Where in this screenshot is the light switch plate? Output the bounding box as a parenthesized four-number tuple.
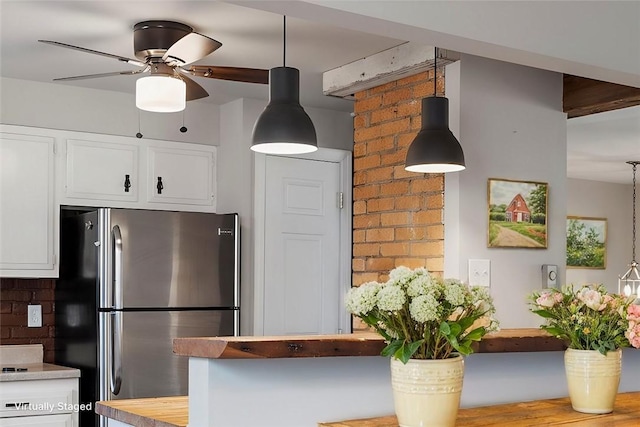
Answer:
(468, 259, 490, 287)
(28, 304, 42, 328)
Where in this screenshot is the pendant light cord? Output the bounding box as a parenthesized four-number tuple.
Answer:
(433, 46, 437, 97)
(631, 161, 638, 262)
(283, 16, 286, 67)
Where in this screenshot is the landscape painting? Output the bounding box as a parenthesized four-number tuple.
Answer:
(488, 178, 548, 248)
(566, 216, 607, 269)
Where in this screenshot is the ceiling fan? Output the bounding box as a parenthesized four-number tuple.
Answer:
(39, 20, 269, 110)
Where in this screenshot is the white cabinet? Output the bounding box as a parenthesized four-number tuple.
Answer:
(65, 139, 138, 202)
(147, 145, 215, 206)
(0, 414, 74, 426)
(0, 129, 57, 277)
(60, 134, 216, 212)
(0, 378, 78, 427)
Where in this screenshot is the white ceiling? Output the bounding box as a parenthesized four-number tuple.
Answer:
(0, 1, 404, 111)
(0, 0, 638, 184)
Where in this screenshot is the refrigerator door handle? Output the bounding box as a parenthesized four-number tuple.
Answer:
(112, 225, 123, 309)
(110, 311, 123, 395)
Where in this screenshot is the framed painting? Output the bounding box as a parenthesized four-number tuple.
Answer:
(487, 178, 548, 248)
(566, 216, 607, 269)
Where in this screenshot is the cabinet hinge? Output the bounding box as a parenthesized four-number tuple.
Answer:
(52, 141, 57, 155)
(338, 192, 344, 209)
(52, 254, 56, 266)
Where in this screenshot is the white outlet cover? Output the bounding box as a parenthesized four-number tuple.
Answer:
(28, 304, 42, 328)
(468, 259, 491, 287)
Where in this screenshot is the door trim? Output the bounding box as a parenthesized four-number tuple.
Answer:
(253, 149, 353, 335)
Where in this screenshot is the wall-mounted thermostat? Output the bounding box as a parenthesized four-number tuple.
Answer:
(541, 264, 558, 288)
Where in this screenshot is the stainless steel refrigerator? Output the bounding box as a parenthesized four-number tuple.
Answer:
(55, 208, 239, 427)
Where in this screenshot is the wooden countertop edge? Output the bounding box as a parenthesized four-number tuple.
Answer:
(95, 396, 188, 427)
(173, 329, 568, 359)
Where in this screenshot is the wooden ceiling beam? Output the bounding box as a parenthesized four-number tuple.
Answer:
(563, 75, 640, 119)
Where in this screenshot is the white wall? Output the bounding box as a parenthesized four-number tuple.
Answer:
(566, 178, 632, 292)
(0, 77, 220, 145)
(445, 54, 567, 328)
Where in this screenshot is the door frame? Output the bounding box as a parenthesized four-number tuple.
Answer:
(253, 148, 353, 335)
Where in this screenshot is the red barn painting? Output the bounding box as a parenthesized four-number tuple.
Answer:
(505, 193, 530, 222)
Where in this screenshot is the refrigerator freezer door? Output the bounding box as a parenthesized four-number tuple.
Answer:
(105, 209, 238, 309)
(103, 310, 235, 400)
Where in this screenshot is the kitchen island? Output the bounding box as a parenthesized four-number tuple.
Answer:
(91, 331, 640, 426)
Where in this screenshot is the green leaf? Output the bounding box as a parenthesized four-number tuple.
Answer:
(400, 340, 425, 363)
(464, 327, 486, 342)
(532, 309, 556, 319)
(448, 322, 462, 337)
(457, 316, 477, 331)
(381, 340, 403, 358)
(439, 322, 451, 335)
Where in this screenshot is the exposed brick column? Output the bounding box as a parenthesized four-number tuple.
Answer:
(352, 69, 446, 289)
(0, 278, 56, 363)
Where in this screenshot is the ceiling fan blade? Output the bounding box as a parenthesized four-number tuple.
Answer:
(52, 68, 149, 81)
(180, 73, 209, 101)
(186, 65, 269, 84)
(163, 33, 222, 66)
(38, 40, 147, 67)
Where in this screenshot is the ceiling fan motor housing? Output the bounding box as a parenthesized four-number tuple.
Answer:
(133, 20, 192, 61)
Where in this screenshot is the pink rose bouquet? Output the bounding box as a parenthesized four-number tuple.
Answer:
(627, 304, 640, 349)
(529, 284, 638, 355)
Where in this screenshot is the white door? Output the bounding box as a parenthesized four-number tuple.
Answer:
(262, 155, 342, 335)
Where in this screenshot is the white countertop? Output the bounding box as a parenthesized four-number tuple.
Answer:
(0, 362, 81, 382)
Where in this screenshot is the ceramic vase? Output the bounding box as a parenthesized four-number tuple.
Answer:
(390, 355, 464, 427)
(564, 348, 621, 414)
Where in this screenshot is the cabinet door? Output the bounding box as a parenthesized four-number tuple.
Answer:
(0, 414, 73, 426)
(146, 145, 215, 207)
(65, 139, 138, 202)
(0, 132, 55, 274)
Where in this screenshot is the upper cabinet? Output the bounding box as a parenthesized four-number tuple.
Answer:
(59, 133, 217, 212)
(0, 128, 57, 277)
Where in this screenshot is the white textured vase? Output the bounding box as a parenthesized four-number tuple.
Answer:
(390, 355, 464, 427)
(564, 348, 621, 414)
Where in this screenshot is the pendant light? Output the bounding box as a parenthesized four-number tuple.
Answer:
(251, 16, 317, 154)
(618, 161, 640, 298)
(405, 47, 465, 173)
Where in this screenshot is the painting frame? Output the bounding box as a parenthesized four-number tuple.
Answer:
(566, 216, 607, 269)
(487, 178, 548, 249)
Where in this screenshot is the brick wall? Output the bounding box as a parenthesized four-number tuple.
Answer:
(352, 68, 446, 287)
(0, 278, 55, 363)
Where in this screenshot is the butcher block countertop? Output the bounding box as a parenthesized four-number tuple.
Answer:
(172, 329, 565, 359)
(319, 392, 640, 426)
(95, 396, 188, 427)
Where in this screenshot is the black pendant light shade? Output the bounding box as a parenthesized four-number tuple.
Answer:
(405, 97, 465, 173)
(405, 47, 465, 173)
(251, 66, 317, 154)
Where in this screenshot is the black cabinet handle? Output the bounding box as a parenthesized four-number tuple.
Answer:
(124, 174, 131, 192)
(157, 177, 164, 194)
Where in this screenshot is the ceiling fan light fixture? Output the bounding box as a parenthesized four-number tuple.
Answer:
(135, 75, 186, 113)
(251, 66, 317, 154)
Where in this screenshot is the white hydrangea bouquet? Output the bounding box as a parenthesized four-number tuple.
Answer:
(346, 266, 499, 363)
